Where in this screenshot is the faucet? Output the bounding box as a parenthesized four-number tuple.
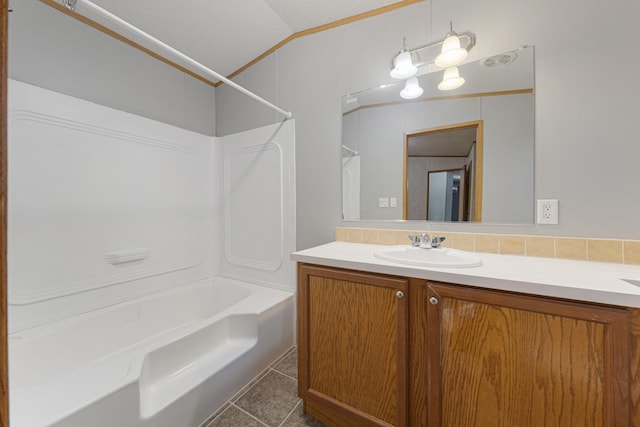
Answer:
(431, 236, 446, 249)
(408, 234, 446, 249)
(408, 233, 431, 248)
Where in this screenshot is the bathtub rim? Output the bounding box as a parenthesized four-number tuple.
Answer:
(8, 276, 295, 427)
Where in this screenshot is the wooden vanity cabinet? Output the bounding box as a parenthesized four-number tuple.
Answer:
(426, 282, 632, 427)
(298, 264, 640, 426)
(297, 264, 409, 427)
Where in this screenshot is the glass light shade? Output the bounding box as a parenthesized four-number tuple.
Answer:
(438, 67, 465, 91)
(390, 51, 417, 79)
(400, 77, 424, 99)
(434, 34, 468, 68)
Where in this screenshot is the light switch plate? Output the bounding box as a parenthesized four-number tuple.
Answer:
(378, 197, 389, 208)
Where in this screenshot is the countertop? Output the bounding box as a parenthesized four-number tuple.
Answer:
(291, 241, 640, 308)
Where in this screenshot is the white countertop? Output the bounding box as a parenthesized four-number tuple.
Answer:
(291, 242, 640, 308)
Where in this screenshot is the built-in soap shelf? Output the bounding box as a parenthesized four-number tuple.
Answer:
(105, 248, 150, 265)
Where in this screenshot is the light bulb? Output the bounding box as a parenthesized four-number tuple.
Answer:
(400, 77, 424, 99)
(435, 34, 468, 68)
(390, 51, 417, 79)
(438, 67, 465, 91)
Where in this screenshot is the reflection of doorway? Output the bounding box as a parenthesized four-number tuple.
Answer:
(403, 121, 483, 221)
(427, 168, 465, 221)
(342, 156, 360, 220)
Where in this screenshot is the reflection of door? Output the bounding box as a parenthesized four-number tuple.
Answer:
(464, 161, 472, 221)
(426, 168, 466, 221)
(403, 121, 483, 222)
(342, 156, 360, 220)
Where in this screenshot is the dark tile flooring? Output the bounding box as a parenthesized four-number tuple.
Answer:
(204, 348, 325, 427)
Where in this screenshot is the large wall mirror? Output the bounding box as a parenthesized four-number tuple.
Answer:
(342, 46, 534, 224)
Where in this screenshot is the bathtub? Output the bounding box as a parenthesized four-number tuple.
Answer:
(8, 277, 295, 427)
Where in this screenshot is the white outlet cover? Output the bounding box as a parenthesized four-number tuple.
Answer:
(537, 199, 559, 224)
(379, 197, 389, 208)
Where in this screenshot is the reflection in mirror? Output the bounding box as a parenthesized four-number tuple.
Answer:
(427, 168, 464, 221)
(342, 154, 361, 220)
(405, 121, 481, 221)
(341, 47, 534, 224)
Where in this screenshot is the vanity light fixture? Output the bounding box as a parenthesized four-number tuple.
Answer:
(390, 24, 474, 97)
(63, 0, 79, 10)
(400, 77, 424, 99)
(390, 37, 418, 79)
(437, 66, 465, 91)
(389, 27, 474, 77)
(434, 22, 469, 68)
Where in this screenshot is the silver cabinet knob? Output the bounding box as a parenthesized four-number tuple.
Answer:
(429, 297, 439, 305)
(396, 291, 405, 299)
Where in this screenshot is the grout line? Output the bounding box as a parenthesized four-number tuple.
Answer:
(231, 403, 271, 427)
(201, 403, 228, 427)
(271, 368, 298, 383)
(270, 346, 296, 368)
(203, 406, 223, 426)
(197, 346, 295, 426)
(231, 368, 272, 403)
(278, 399, 303, 427)
(231, 346, 295, 404)
(234, 371, 267, 401)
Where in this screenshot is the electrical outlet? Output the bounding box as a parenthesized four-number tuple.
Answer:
(537, 199, 559, 224)
(378, 197, 389, 208)
(390, 197, 397, 208)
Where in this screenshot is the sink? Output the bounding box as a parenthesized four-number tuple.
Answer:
(622, 278, 640, 288)
(373, 246, 483, 268)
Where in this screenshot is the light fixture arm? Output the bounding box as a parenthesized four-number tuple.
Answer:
(63, 0, 78, 10)
(391, 31, 476, 71)
(446, 21, 456, 38)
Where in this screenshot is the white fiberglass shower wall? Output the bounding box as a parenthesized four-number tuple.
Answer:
(217, 121, 296, 291)
(7, 80, 296, 427)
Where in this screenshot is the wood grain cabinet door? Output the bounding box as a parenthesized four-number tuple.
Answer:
(426, 282, 631, 427)
(298, 264, 409, 427)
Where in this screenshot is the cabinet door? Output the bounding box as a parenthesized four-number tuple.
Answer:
(426, 283, 631, 427)
(298, 264, 409, 427)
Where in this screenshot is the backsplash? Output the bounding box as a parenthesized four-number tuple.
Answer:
(335, 227, 640, 265)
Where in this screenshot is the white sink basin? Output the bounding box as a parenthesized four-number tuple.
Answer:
(622, 278, 640, 288)
(374, 246, 483, 268)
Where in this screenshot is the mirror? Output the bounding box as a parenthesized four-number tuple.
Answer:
(341, 46, 534, 224)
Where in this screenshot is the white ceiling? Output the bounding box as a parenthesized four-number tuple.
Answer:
(86, 0, 402, 79)
(408, 127, 477, 157)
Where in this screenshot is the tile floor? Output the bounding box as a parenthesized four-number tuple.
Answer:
(203, 348, 326, 427)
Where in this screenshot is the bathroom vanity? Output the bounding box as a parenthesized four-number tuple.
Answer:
(292, 242, 640, 427)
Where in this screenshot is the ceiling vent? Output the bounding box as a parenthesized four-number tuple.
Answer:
(481, 52, 517, 68)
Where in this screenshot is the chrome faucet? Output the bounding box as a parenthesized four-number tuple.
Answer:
(408, 234, 446, 249)
(431, 236, 446, 249)
(408, 233, 431, 248)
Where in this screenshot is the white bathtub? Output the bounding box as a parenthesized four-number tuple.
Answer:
(8, 277, 295, 427)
